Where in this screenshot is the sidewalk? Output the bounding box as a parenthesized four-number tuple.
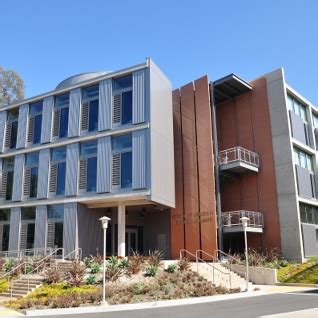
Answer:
(0, 305, 23, 317)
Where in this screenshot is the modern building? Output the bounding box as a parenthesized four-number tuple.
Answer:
(0, 59, 175, 258)
(0, 59, 317, 261)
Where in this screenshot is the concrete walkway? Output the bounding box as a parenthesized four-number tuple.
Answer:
(0, 305, 23, 316)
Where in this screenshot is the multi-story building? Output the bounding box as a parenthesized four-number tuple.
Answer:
(0, 59, 317, 262)
(0, 59, 175, 258)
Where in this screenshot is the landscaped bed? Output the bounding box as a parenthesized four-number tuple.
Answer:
(3, 251, 240, 310)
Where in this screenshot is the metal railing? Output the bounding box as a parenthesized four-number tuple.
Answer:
(214, 249, 239, 263)
(0, 247, 53, 260)
(222, 211, 264, 228)
(63, 248, 82, 261)
(218, 146, 260, 167)
(179, 249, 232, 288)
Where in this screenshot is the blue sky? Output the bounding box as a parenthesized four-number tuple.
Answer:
(2, 0, 318, 104)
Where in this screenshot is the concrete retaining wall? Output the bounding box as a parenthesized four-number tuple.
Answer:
(224, 263, 277, 285)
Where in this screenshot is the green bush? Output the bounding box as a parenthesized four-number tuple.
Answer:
(119, 258, 129, 268)
(90, 263, 101, 274)
(106, 257, 124, 282)
(4, 258, 16, 272)
(148, 250, 163, 267)
(177, 258, 190, 271)
(145, 265, 158, 277)
(86, 275, 97, 285)
(166, 263, 177, 273)
(83, 256, 93, 268)
(0, 278, 8, 293)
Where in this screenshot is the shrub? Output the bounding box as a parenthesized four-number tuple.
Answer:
(148, 250, 163, 267)
(83, 256, 93, 268)
(86, 275, 97, 285)
(0, 278, 8, 293)
(145, 265, 158, 277)
(90, 262, 101, 274)
(166, 263, 177, 273)
(0, 257, 5, 271)
(119, 258, 129, 268)
(131, 282, 145, 295)
(23, 263, 33, 274)
(177, 257, 190, 271)
(67, 261, 86, 286)
(45, 265, 64, 284)
(4, 258, 16, 272)
(106, 256, 124, 282)
(128, 251, 144, 275)
(93, 253, 104, 265)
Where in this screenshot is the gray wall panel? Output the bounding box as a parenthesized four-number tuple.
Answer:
(41, 96, 54, 144)
(99, 79, 112, 131)
(97, 136, 111, 193)
(301, 223, 318, 257)
(63, 202, 78, 256)
(37, 149, 50, 199)
(9, 207, 20, 251)
(289, 110, 307, 145)
(12, 154, 24, 201)
(65, 143, 79, 196)
(68, 88, 81, 138)
(16, 104, 28, 149)
(0, 111, 6, 153)
(132, 129, 147, 189)
(34, 205, 47, 249)
(133, 69, 146, 124)
(296, 165, 315, 199)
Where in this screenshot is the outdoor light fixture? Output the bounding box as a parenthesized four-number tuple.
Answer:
(240, 216, 250, 292)
(99, 216, 111, 305)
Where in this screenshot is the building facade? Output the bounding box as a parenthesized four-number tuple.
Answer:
(0, 59, 317, 261)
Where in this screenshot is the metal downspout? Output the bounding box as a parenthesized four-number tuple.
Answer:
(209, 83, 223, 255)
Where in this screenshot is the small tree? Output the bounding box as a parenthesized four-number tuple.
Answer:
(0, 66, 24, 107)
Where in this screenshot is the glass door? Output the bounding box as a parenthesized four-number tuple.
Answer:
(125, 228, 138, 256)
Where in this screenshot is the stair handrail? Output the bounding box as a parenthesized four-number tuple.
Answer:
(25, 248, 64, 292)
(0, 250, 21, 259)
(179, 249, 198, 272)
(214, 249, 239, 264)
(63, 248, 82, 261)
(195, 250, 232, 288)
(20, 247, 53, 259)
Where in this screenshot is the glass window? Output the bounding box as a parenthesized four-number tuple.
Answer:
(29, 101, 43, 115)
(0, 209, 10, 221)
(5, 171, 13, 201)
(8, 109, 18, 120)
(313, 115, 318, 129)
(48, 205, 64, 219)
(287, 95, 293, 111)
(80, 140, 97, 157)
(3, 157, 15, 170)
(88, 99, 99, 132)
(121, 152, 132, 188)
(86, 157, 97, 192)
(288, 94, 307, 121)
(29, 167, 38, 198)
(21, 207, 36, 220)
(2, 224, 10, 251)
(82, 85, 99, 100)
(10, 120, 18, 149)
(122, 91, 132, 125)
(59, 107, 69, 138)
(52, 147, 67, 162)
(112, 134, 132, 151)
(55, 93, 70, 108)
(26, 152, 39, 166)
(113, 75, 132, 91)
(26, 223, 35, 249)
(33, 114, 42, 144)
(54, 222, 64, 248)
(56, 162, 66, 195)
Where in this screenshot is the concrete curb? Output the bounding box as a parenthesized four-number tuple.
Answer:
(276, 283, 318, 288)
(24, 291, 267, 316)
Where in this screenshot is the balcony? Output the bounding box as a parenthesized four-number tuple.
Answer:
(221, 210, 264, 233)
(218, 146, 259, 174)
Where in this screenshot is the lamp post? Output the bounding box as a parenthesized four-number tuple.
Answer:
(240, 216, 250, 292)
(99, 216, 111, 305)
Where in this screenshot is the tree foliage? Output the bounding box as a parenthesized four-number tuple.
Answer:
(0, 66, 25, 107)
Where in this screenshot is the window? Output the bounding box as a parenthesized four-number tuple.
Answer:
(287, 94, 307, 122)
(24, 152, 39, 198)
(0, 157, 15, 201)
(79, 141, 97, 192)
(313, 114, 318, 129)
(81, 85, 99, 133)
(5, 109, 19, 149)
(47, 205, 64, 249)
(112, 75, 133, 126)
(50, 147, 67, 196)
(53, 93, 69, 139)
(293, 147, 313, 171)
(0, 209, 10, 251)
(20, 207, 35, 250)
(111, 134, 132, 189)
(299, 203, 318, 225)
(28, 101, 43, 144)
(0, 209, 10, 222)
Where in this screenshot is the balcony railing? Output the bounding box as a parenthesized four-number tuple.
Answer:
(221, 210, 264, 229)
(218, 146, 260, 168)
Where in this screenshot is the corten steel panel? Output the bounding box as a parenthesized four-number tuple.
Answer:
(194, 77, 217, 258)
(171, 89, 185, 259)
(217, 77, 281, 252)
(180, 83, 200, 257)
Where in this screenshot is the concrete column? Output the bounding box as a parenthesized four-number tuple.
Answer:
(117, 203, 126, 257)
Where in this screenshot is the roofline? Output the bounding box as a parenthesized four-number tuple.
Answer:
(213, 73, 252, 90)
(1, 59, 149, 111)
